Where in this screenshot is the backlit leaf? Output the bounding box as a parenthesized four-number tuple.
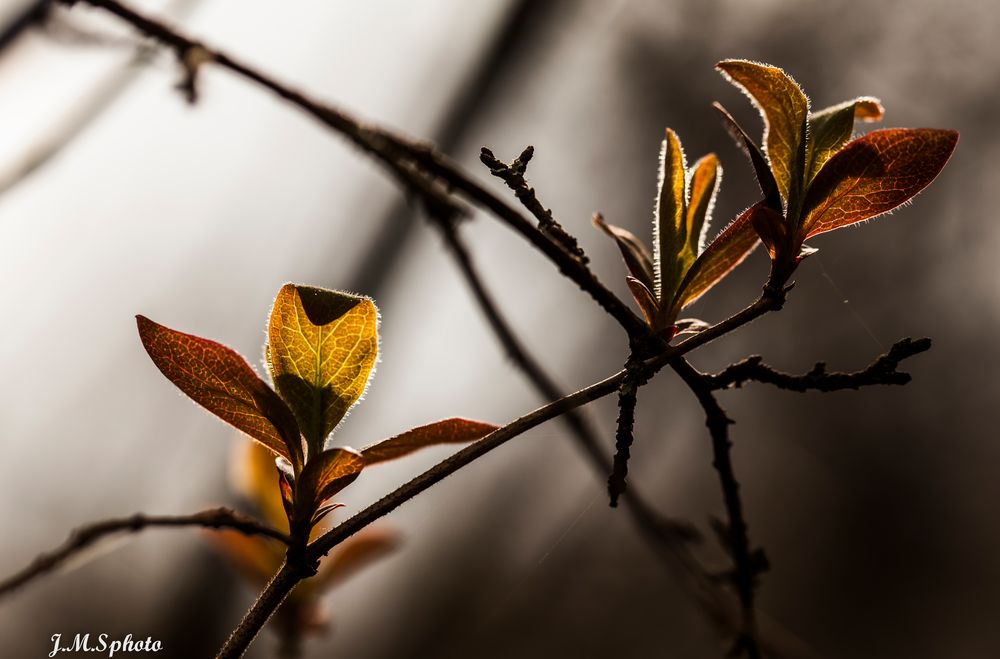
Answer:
(712, 102, 781, 212)
(294, 447, 365, 525)
(806, 96, 884, 182)
(315, 528, 401, 591)
(653, 128, 687, 304)
(685, 154, 722, 261)
(670, 202, 764, 314)
(267, 284, 378, 454)
(593, 213, 655, 291)
(361, 418, 498, 466)
(716, 60, 809, 202)
(210, 530, 284, 586)
(625, 276, 659, 328)
(801, 128, 959, 238)
(136, 315, 302, 468)
(235, 442, 293, 531)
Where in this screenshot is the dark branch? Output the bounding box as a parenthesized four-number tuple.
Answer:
(706, 337, 932, 392)
(0, 0, 51, 55)
(0, 507, 289, 598)
(672, 358, 763, 659)
(479, 146, 589, 265)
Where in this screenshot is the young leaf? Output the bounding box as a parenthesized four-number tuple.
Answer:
(294, 447, 365, 524)
(361, 418, 499, 466)
(801, 128, 959, 238)
(670, 202, 764, 314)
(716, 60, 809, 202)
(685, 154, 722, 263)
(593, 213, 655, 291)
(653, 128, 688, 304)
(314, 527, 401, 591)
(268, 284, 378, 454)
(625, 276, 659, 327)
(136, 315, 302, 468)
(806, 97, 884, 182)
(712, 102, 781, 212)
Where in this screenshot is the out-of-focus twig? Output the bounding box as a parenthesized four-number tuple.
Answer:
(0, 507, 290, 598)
(58, 0, 646, 337)
(673, 358, 765, 659)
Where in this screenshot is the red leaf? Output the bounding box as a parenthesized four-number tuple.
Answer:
(626, 276, 659, 328)
(136, 315, 302, 468)
(801, 128, 959, 238)
(361, 418, 499, 466)
(670, 203, 764, 314)
(294, 447, 365, 525)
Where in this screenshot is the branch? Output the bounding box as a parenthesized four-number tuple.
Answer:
(60, 0, 646, 337)
(215, 283, 795, 657)
(705, 337, 932, 392)
(672, 358, 764, 659)
(479, 146, 589, 265)
(0, 507, 289, 598)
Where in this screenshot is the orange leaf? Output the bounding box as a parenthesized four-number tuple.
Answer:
(314, 527, 401, 592)
(136, 315, 302, 468)
(294, 447, 365, 526)
(801, 128, 959, 238)
(670, 202, 763, 314)
(592, 213, 655, 292)
(716, 60, 809, 203)
(361, 418, 498, 466)
(210, 530, 284, 586)
(685, 154, 722, 261)
(654, 128, 688, 305)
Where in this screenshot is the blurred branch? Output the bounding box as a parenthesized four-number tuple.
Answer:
(0, 507, 290, 598)
(706, 337, 932, 392)
(0, 0, 204, 196)
(673, 358, 765, 659)
(58, 0, 646, 337)
(0, 0, 51, 56)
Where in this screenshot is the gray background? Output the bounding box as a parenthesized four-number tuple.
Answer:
(0, 1, 996, 657)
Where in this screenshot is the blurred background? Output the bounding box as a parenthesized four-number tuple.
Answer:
(1, 0, 997, 657)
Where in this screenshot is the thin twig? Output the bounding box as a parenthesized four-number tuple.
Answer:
(706, 337, 932, 392)
(479, 145, 589, 265)
(0, 507, 290, 598)
(673, 358, 763, 659)
(59, 0, 645, 336)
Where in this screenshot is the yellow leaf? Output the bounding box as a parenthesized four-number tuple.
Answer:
(653, 128, 687, 306)
(267, 284, 378, 454)
(716, 59, 809, 203)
